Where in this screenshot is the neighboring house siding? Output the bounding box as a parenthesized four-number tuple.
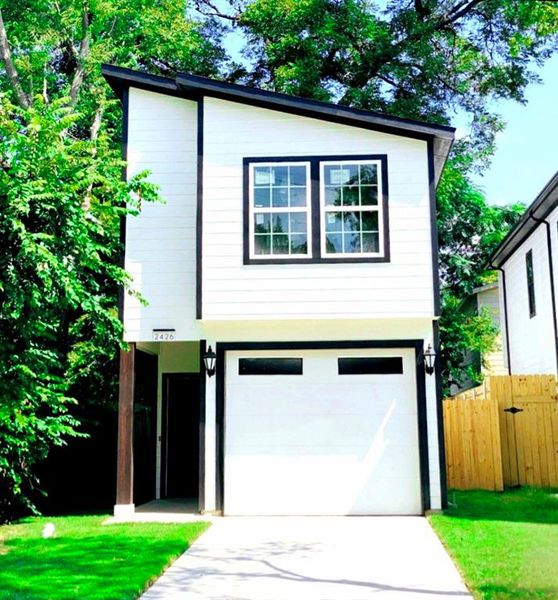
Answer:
(477, 288, 507, 375)
(548, 204, 558, 311)
(124, 89, 199, 342)
(202, 97, 434, 321)
(502, 224, 556, 374)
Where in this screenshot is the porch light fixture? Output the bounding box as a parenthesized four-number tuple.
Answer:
(423, 344, 436, 376)
(203, 346, 217, 378)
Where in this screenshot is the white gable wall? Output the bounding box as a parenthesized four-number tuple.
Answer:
(501, 222, 557, 374)
(202, 98, 434, 321)
(123, 88, 199, 342)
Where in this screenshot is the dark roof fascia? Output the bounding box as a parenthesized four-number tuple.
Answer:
(490, 171, 558, 268)
(101, 64, 455, 182)
(175, 72, 455, 141)
(101, 64, 188, 100)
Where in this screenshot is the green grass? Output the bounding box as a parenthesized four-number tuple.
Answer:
(429, 488, 558, 600)
(0, 514, 210, 600)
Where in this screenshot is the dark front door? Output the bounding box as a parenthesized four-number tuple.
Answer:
(133, 349, 158, 506)
(161, 374, 200, 499)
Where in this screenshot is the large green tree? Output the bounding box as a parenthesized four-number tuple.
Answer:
(0, 0, 222, 521)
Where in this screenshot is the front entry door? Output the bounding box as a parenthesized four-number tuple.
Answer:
(161, 374, 200, 499)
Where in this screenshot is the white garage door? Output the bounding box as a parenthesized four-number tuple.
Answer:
(224, 348, 423, 515)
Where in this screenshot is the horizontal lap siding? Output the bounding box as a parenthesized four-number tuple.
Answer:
(503, 224, 556, 374)
(124, 89, 198, 341)
(202, 98, 434, 320)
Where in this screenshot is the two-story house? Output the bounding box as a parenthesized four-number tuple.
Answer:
(490, 171, 558, 376)
(102, 64, 455, 518)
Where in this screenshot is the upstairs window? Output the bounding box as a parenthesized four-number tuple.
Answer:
(526, 249, 536, 318)
(249, 163, 311, 259)
(244, 155, 389, 264)
(320, 161, 383, 257)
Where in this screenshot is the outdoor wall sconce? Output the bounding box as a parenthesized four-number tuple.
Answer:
(423, 344, 436, 375)
(203, 346, 217, 378)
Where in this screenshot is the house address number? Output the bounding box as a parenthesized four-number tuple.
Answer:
(152, 329, 175, 341)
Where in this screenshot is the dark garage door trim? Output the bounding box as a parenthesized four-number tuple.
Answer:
(215, 340, 431, 515)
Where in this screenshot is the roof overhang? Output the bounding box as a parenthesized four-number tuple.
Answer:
(102, 64, 455, 184)
(490, 171, 558, 268)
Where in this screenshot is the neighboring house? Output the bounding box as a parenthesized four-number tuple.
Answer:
(450, 283, 507, 394)
(102, 65, 455, 517)
(491, 172, 558, 376)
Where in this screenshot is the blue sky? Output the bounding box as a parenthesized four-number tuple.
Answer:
(469, 54, 558, 207)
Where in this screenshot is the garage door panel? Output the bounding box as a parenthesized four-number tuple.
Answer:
(226, 413, 419, 449)
(226, 456, 421, 516)
(224, 348, 422, 515)
(226, 385, 418, 417)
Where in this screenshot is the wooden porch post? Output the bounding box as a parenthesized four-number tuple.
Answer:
(115, 342, 135, 514)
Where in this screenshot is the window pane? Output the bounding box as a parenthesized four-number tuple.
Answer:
(272, 234, 289, 254)
(361, 186, 378, 206)
(325, 212, 343, 233)
(325, 233, 342, 253)
(343, 231, 361, 253)
(254, 235, 270, 255)
(272, 166, 289, 186)
(254, 187, 271, 208)
(361, 211, 378, 232)
(289, 212, 307, 233)
(362, 232, 379, 253)
(343, 187, 359, 206)
(324, 186, 342, 206)
(360, 164, 377, 184)
(290, 187, 307, 207)
(289, 166, 307, 186)
(324, 165, 356, 186)
(239, 358, 303, 375)
(270, 214, 288, 234)
(272, 187, 289, 207)
(254, 166, 272, 186)
(338, 357, 402, 375)
(254, 213, 271, 234)
(290, 234, 308, 254)
(342, 212, 360, 233)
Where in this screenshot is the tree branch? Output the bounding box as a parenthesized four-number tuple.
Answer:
(69, 5, 90, 106)
(82, 104, 104, 211)
(0, 9, 31, 109)
(193, 0, 239, 22)
(442, 0, 484, 26)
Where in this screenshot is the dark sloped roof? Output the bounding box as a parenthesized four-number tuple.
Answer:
(490, 171, 558, 268)
(102, 63, 455, 183)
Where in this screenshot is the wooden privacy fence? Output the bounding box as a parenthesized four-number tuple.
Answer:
(443, 375, 558, 490)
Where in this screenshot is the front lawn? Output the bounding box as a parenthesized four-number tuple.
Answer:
(0, 515, 209, 600)
(429, 488, 558, 600)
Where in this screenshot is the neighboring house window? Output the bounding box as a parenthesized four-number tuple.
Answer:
(244, 155, 389, 264)
(320, 161, 382, 257)
(249, 162, 311, 258)
(526, 249, 536, 318)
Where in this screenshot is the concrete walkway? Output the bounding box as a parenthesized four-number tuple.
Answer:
(141, 517, 471, 599)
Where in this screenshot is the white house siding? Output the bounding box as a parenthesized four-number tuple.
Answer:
(501, 223, 557, 374)
(123, 88, 200, 342)
(202, 98, 434, 321)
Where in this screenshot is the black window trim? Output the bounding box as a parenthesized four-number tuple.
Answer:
(243, 154, 390, 265)
(526, 248, 536, 318)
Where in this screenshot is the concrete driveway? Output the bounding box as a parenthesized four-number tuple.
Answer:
(141, 517, 471, 600)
